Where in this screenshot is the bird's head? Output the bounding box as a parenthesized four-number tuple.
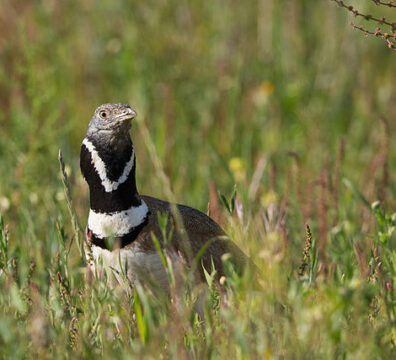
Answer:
(87, 103, 137, 140)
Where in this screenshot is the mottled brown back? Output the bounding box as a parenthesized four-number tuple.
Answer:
(125, 195, 248, 279)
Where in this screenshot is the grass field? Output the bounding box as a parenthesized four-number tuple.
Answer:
(1, 0, 396, 358)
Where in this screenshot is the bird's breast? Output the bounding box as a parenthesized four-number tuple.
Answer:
(89, 244, 175, 291)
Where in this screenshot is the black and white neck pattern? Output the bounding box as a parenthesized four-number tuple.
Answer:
(82, 138, 135, 193)
(80, 136, 149, 247)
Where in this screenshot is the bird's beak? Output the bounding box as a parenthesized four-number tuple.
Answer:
(117, 107, 137, 122)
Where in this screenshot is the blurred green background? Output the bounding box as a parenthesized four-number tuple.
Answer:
(0, 0, 394, 230)
(0, 0, 395, 266)
(1, 0, 396, 358)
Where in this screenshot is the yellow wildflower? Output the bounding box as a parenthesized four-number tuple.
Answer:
(260, 81, 274, 96)
(260, 191, 278, 207)
(228, 157, 246, 182)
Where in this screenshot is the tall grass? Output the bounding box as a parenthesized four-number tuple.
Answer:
(0, 0, 395, 358)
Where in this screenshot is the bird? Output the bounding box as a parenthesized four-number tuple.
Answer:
(80, 103, 247, 291)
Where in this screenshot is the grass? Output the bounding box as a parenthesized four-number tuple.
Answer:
(1, 0, 396, 358)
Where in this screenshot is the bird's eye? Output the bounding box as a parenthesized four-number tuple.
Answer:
(100, 111, 108, 119)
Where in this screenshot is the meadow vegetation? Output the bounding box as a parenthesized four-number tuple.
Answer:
(0, 0, 396, 358)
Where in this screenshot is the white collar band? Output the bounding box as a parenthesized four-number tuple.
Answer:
(88, 201, 149, 238)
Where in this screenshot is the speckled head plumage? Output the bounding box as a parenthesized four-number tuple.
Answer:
(80, 102, 143, 230)
(86, 103, 137, 140)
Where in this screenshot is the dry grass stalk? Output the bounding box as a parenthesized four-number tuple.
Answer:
(162, 83, 175, 177)
(280, 222, 289, 255)
(27, 259, 36, 285)
(269, 162, 276, 193)
(362, 118, 389, 232)
(370, 247, 382, 283)
(299, 224, 313, 277)
(286, 151, 309, 222)
(328, 262, 337, 280)
(283, 167, 292, 209)
(208, 180, 223, 225)
(57, 271, 74, 316)
(58, 149, 84, 260)
(332, 138, 344, 224)
(353, 242, 370, 278)
(68, 317, 79, 350)
(279, 167, 291, 255)
(318, 169, 329, 261)
(84, 228, 94, 266)
(11, 257, 18, 284)
(303, 180, 315, 224)
(248, 154, 267, 200)
(378, 118, 389, 205)
(136, 118, 194, 263)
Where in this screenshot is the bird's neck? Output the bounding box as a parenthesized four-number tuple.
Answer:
(80, 134, 149, 245)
